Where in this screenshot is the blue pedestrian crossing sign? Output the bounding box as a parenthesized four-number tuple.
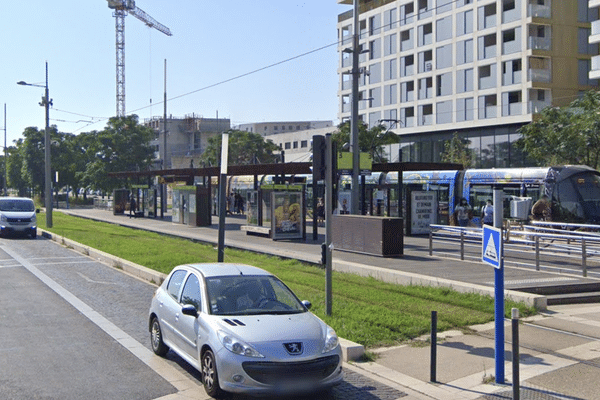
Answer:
(482, 225, 502, 269)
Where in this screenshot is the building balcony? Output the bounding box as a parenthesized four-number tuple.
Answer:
(528, 0, 551, 18)
(528, 68, 552, 83)
(528, 36, 551, 51)
(590, 55, 600, 80)
(528, 100, 552, 114)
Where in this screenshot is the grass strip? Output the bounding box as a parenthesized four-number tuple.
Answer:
(39, 211, 536, 348)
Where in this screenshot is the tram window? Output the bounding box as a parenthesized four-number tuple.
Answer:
(470, 185, 521, 218)
(556, 179, 584, 220)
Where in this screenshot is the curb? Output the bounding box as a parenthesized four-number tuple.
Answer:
(39, 228, 366, 361)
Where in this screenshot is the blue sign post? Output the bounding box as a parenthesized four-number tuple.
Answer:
(482, 225, 504, 384)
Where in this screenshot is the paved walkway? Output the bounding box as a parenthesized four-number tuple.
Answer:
(53, 208, 600, 400)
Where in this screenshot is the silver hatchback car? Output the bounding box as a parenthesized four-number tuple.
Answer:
(148, 263, 343, 398)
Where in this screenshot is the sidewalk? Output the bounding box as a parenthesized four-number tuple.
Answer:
(53, 208, 600, 400)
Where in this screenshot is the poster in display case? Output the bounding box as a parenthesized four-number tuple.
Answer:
(271, 192, 303, 240)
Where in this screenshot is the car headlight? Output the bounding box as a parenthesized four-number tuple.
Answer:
(217, 330, 264, 358)
(0, 214, 6, 223)
(31, 214, 36, 223)
(322, 326, 339, 353)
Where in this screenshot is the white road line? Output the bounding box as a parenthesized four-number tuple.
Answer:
(2, 245, 209, 400)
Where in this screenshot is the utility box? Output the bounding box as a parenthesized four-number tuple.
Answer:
(510, 197, 532, 220)
(332, 215, 403, 257)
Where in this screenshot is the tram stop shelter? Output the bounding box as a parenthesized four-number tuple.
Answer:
(108, 161, 462, 254)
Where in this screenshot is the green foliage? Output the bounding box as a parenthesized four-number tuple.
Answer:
(41, 212, 536, 348)
(517, 90, 600, 169)
(441, 133, 473, 168)
(200, 130, 281, 166)
(7, 115, 155, 197)
(333, 121, 398, 163)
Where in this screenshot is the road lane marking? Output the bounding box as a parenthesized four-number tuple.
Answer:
(2, 245, 207, 399)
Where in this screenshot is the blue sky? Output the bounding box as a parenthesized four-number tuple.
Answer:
(1, 1, 347, 146)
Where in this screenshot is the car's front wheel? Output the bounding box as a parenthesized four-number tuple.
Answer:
(202, 349, 224, 398)
(150, 317, 169, 356)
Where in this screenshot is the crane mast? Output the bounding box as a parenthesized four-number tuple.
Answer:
(107, 0, 172, 117)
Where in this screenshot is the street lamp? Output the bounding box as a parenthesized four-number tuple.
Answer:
(18, 61, 53, 228)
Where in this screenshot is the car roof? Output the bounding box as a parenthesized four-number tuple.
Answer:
(177, 263, 273, 278)
(0, 197, 34, 202)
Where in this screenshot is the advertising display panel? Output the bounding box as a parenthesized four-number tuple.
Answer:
(271, 192, 304, 240)
(411, 191, 438, 235)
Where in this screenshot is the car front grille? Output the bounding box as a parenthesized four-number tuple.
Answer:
(242, 355, 340, 385)
(7, 217, 32, 225)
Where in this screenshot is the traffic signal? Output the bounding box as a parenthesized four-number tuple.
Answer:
(312, 135, 326, 180)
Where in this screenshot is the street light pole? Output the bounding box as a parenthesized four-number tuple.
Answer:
(44, 62, 52, 228)
(350, 0, 360, 215)
(17, 61, 52, 227)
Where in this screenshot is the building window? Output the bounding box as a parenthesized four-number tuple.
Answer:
(436, 44, 452, 69)
(418, 23, 433, 47)
(419, 104, 433, 126)
(384, 7, 397, 31)
(401, 54, 414, 77)
(457, 68, 474, 93)
(285, 142, 291, 150)
(419, 77, 433, 99)
(400, 29, 414, 51)
(384, 84, 398, 105)
(456, 39, 473, 64)
(301, 140, 308, 148)
(384, 58, 397, 80)
(384, 33, 397, 56)
(436, 72, 453, 96)
(293, 141, 298, 149)
(401, 3, 415, 26)
(436, 16, 452, 42)
(456, 10, 473, 37)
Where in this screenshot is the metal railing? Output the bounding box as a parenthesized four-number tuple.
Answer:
(429, 223, 600, 278)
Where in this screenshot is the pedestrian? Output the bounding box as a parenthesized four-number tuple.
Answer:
(481, 199, 493, 226)
(129, 196, 136, 218)
(454, 198, 472, 227)
(531, 194, 551, 221)
(316, 198, 325, 226)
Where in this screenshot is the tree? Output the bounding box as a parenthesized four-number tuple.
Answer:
(332, 121, 398, 163)
(19, 127, 48, 196)
(517, 90, 600, 170)
(200, 130, 281, 166)
(78, 115, 155, 193)
(441, 133, 474, 168)
(6, 145, 27, 196)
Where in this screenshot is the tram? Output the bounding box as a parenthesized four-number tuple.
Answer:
(224, 165, 600, 227)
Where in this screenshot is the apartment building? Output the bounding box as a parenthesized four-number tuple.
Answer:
(237, 120, 334, 136)
(145, 114, 230, 170)
(337, 0, 599, 167)
(590, 0, 600, 78)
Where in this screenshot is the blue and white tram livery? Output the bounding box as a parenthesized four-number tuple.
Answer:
(225, 165, 600, 227)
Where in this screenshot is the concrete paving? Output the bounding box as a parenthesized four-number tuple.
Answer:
(49, 208, 600, 400)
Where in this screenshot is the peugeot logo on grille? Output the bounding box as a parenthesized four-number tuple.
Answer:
(284, 342, 303, 355)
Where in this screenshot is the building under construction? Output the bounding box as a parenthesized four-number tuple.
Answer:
(145, 114, 230, 170)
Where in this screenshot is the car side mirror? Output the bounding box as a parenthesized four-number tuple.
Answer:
(36, 209, 41, 214)
(301, 300, 312, 310)
(181, 304, 199, 317)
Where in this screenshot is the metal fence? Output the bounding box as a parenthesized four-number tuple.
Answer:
(429, 223, 600, 278)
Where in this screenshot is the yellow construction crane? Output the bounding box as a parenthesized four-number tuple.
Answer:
(107, 0, 172, 117)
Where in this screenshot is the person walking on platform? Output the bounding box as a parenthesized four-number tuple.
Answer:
(481, 199, 494, 226)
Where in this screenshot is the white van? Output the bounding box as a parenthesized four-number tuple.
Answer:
(0, 197, 38, 239)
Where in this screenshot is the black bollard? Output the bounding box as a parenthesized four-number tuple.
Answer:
(431, 310, 437, 382)
(512, 308, 520, 400)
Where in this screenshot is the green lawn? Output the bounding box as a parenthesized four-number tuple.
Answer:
(39, 211, 536, 348)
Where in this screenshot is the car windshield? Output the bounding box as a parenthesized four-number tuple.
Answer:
(205, 275, 307, 316)
(0, 199, 35, 212)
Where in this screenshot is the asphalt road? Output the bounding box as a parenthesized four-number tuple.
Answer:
(0, 235, 412, 400)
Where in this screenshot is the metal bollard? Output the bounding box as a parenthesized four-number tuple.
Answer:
(582, 238, 587, 277)
(430, 310, 437, 382)
(535, 235, 540, 271)
(460, 230, 465, 260)
(429, 231, 433, 256)
(512, 308, 520, 400)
